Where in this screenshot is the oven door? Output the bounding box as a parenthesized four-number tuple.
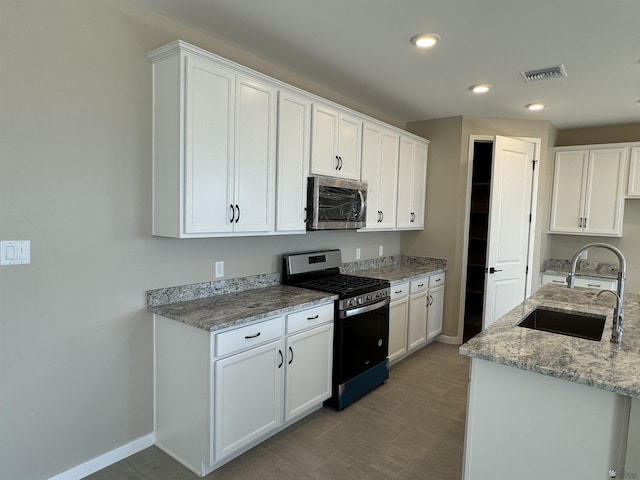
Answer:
(334, 299, 390, 383)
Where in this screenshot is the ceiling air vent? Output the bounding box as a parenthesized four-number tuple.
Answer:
(520, 64, 567, 82)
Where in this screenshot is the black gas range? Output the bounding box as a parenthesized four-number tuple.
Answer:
(282, 249, 390, 410)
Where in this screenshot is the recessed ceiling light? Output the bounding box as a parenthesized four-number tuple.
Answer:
(526, 103, 546, 111)
(411, 34, 440, 48)
(470, 84, 492, 94)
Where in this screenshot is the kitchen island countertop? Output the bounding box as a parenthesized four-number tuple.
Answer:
(459, 284, 640, 399)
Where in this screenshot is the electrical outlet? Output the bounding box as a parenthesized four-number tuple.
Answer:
(578, 251, 588, 261)
(215, 261, 224, 278)
(355, 248, 361, 260)
(379, 245, 384, 256)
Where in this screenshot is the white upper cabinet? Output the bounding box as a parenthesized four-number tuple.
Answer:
(276, 91, 311, 233)
(149, 41, 276, 238)
(549, 146, 627, 236)
(397, 136, 428, 229)
(628, 146, 640, 197)
(149, 40, 431, 237)
(361, 123, 399, 230)
(311, 103, 362, 180)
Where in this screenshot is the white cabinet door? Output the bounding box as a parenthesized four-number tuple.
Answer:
(583, 148, 626, 235)
(628, 147, 640, 197)
(361, 123, 399, 230)
(233, 76, 276, 233)
(336, 113, 362, 180)
(184, 55, 235, 234)
(311, 103, 361, 180)
(276, 91, 311, 232)
(426, 285, 444, 341)
(214, 339, 284, 461)
(151, 44, 277, 238)
(284, 323, 333, 421)
(379, 130, 400, 228)
(388, 296, 409, 364)
(549, 147, 626, 236)
(397, 136, 428, 229)
(407, 290, 428, 351)
(549, 150, 588, 234)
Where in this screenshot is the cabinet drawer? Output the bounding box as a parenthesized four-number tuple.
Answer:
(215, 316, 284, 358)
(541, 274, 568, 286)
(410, 277, 428, 294)
(429, 272, 445, 288)
(286, 303, 334, 334)
(391, 282, 410, 300)
(574, 277, 617, 291)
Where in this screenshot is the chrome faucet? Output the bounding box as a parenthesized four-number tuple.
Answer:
(566, 243, 626, 346)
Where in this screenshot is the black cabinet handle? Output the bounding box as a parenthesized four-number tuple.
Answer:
(235, 204, 240, 223)
(230, 204, 235, 222)
(288, 346, 294, 365)
(380, 211, 384, 222)
(244, 332, 261, 339)
(307, 315, 319, 320)
(278, 349, 283, 368)
(335, 155, 340, 170)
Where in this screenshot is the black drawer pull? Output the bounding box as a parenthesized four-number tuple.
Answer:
(307, 315, 319, 320)
(244, 332, 261, 339)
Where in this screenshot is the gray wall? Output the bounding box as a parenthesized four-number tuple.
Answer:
(0, 2, 401, 478)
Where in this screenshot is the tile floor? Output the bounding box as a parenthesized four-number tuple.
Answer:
(86, 342, 469, 479)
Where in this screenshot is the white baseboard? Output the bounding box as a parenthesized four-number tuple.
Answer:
(435, 334, 462, 345)
(48, 433, 154, 480)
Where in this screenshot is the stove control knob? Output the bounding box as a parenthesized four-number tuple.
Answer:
(375, 292, 381, 298)
(357, 297, 364, 305)
(366, 294, 372, 302)
(349, 298, 356, 307)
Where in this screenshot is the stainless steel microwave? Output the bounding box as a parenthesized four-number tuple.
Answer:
(306, 176, 367, 230)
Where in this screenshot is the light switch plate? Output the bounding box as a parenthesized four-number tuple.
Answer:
(1, 240, 31, 265)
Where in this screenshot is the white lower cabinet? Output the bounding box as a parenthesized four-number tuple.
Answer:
(154, 302, 334, 476)
(426, 273, 445, 341)
(541, 273, 617, 291)
(408, 280, 428, 352)
(388, 282, 410, 364)
(284, 323, 333, 421)
(401, 271, 446, 360)
(215, 339, 283, 460)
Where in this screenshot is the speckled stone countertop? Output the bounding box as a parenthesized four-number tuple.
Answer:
(346, 255, 447, 285)
(460, 284, 640, 399)
(147, 285, 336, 332)
(147, 255, 445, 332)
(542, 258, 619, 279)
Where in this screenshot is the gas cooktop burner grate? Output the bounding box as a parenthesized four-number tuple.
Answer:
(296, 274, 388, 296)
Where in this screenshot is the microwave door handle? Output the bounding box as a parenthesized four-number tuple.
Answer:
(357, 190, 365, 218)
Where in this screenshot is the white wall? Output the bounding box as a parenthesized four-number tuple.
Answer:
(0, 2, 401, 478)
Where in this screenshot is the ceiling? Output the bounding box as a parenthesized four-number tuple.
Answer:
(133, 0, 640, 129)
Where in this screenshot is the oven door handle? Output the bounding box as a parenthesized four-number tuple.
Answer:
(340, 297, 390, 319)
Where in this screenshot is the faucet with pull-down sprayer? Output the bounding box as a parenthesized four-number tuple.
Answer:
(566, 243, 626, 346)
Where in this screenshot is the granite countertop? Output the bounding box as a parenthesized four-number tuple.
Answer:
(346, 256, 447, 285)
(147, 285, 336, 332)
(460, 284, 640, 398)
(542, 258, 619, 280)
(147, 255, 447, 332)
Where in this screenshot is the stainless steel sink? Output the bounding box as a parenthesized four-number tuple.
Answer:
(517, 307, 606, 341)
